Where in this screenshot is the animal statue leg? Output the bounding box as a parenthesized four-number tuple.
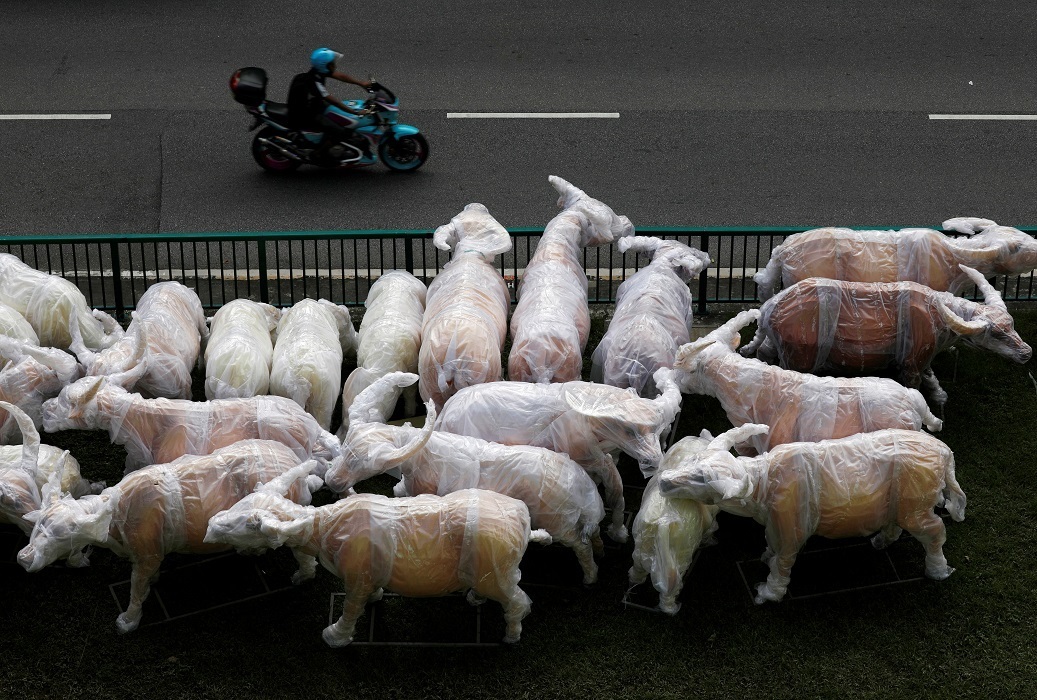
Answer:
(585, 455, 628, 542)
(499, 585, 532, 644)
(466, 589, 487, 606)
(870, 524, 904, 550)
(322, 587, 370, 647)
(290, 549, 318, 585)
(402, 384, 417, 418)
(117, 557, 163, 633)
(755, 523, 804, 604)
(474, 570, 531, 643)
(920, 369, 948, 407)
(901, 510, 954, 580)
(560, 534, 599, 585)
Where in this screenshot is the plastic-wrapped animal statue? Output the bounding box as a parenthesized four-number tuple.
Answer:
(508, 176, 634, 384)
(419, 203, 512, 409)
(740, 266, 1032, 405)
(17, 441, 323, 633)
(338, 271, 426, 438)
(206, 479, 551, 646)
(658, 425, 966, 604)
(0, 336, 82, 443)
(754, 217, 1037, 300)
(591, 236, 710, 396)
(204, 299, 281, 400)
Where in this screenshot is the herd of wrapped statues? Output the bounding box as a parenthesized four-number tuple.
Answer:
(1, 176, 1034, 644)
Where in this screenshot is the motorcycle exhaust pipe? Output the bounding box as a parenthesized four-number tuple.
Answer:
(257, 138, 303, 161)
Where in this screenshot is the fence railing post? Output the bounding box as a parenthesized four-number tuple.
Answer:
(698, 233, 709, 316)
(405, 236, 415, 274)
(258, 239, 269, 304)
(110, 241, 126, 321)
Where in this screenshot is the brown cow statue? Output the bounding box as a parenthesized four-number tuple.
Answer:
(740, 265, 1032, 404)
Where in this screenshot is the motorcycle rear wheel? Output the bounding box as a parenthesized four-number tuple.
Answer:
(252, 128, 301, 173)
(379, 133, 429, 172)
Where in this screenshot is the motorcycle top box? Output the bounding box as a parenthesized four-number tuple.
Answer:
(230, 67, 267, 107)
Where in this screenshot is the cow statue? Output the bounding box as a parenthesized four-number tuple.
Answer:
(739, 265, 1032, 404)
(0, 336, 83, 443)
(508, 176, 634, 384)
(435, 367, 682, 478)
(42, 376, 342, 475)
(628, 430, 719, 615)
(0, 253, 123, 351)
(419, 203, 512, 409)
(658, 424, 967, 604)
(672, 310, 943, 454)
(270, 299, 357, 431)
(754, 217, 1037, 300)
(18, 441, 323, 633)
(0, 401, 99, 534)
(206, 480, 551, 646)
(338, 270, 427, 439)
(69, 281, 208, 400)
(327, 372, 613, 583)
(591, 236, 710, 397)
(204, 299, 281, 400)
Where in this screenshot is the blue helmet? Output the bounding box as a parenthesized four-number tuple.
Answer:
(310, 48, 342, 75)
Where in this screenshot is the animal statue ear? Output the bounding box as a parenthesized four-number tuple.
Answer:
(433, 222, 459, 252)
(109, 329, 149, 390)
(22, 509, 42, 524)
(711, 473, 753, 501)
(81, 499, 114, 544)
(257, 463, 318, 496)
(41, 470, 64, 507)
(698, 428, 715, 441)
(706, 424, 770, 453)
(258, 513, 312, 547)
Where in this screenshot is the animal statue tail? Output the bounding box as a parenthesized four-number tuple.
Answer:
(528, 529, 553, 546)
(941, 456, 967, 522)
(753, 254, 783, 301)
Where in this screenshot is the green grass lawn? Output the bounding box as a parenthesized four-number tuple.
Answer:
(3, 307, 1035, 700)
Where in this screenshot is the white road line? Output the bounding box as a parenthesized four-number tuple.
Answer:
(447, 112, 619, 119)
(0, 114, 112, 120)
(929, 114, 1037, 120)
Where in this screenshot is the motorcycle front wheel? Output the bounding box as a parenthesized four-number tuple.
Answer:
(251, 128, 301, 173)
(379, 133, 429, 172)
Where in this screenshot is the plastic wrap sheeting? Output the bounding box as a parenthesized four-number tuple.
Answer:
(435, 375, 680, 474)
(0, 254, 122, 351)
(41, 378, 340, 473)
(507, 176, 634, 384)
(271, 299, 356, 431)
(419, 204, 511, 409)
(591, 237, 709, 396)
(0, 302, 39, 348)
(340, 271, 426, 435)
(630, 435, 718, 614)
(204, 299, 280, 400)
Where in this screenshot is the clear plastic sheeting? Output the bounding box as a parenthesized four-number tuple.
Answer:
(41, 377, 342, 474)
(673, 310, 943, 454)
(741, 272, 1032, 403)
(0, 337, 83, 442)
(0, 253, 123, 351)
(508, 176, 634, 384)
(436, 368, 682, 477)
(271, 299, 357, 431)
(658, 425, 966, 604)
(629, 433, 718, 615)
(205, 487, 544, 645)
(754, 217, 1037, 300)
(204, 299, 281, 400)
(330, 372, 613, 582)
(70, 281, 207, 400)
(0, 302, 40, 347)
(339, 271, 426, 438)
(419, 204, 512, 409)
(17, 440, 321, 633)
(0, 400, 95, 534)
(591, 236, 710, 397)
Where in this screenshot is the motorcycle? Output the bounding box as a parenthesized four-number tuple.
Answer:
(229, 67, 429, 173)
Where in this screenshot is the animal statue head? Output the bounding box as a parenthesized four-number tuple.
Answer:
(617, 236, 712, 282)
(326, 372, 437, 493)
(41, 375, 114, 432)
(433, 203, 513, 262)
(672, 310, 761, 393)
(549, 176, 635, 247)
(562, 368, 681, 475)
(204, 463, 317, 553)
(943, 217, 1037, 276)
(18, 471, 111, 572)
(945, 265, 1032, 364)
(657, 424, 771, 505)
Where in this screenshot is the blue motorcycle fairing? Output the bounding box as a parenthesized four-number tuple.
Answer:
(389, 124, 421, 137)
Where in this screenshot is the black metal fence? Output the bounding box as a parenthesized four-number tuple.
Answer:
(1, 227, 1034, 318)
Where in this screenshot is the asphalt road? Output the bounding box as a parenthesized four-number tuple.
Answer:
(2, 1, 1037, 234)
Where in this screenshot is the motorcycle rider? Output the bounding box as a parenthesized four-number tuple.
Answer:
(288, 48, 375, 164)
